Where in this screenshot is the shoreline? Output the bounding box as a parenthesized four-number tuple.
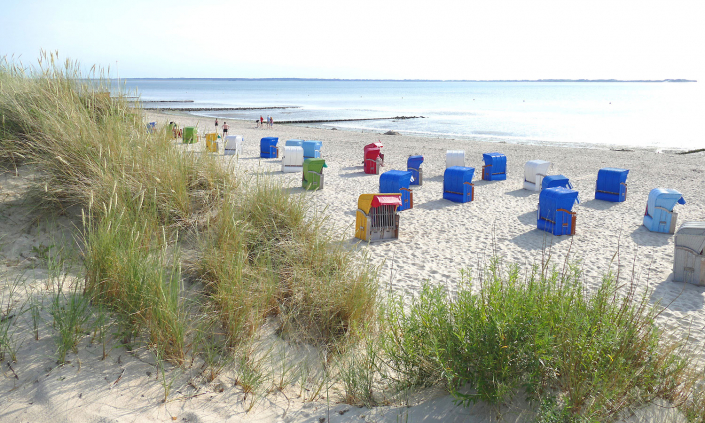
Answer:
(162, 110, 690, 154)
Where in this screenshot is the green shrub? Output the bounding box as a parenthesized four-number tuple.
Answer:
(382, 259, 693, 421)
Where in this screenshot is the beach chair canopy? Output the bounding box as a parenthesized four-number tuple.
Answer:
(285, 139, 304, 147)
(676, 222, 705, 254)
(647, 189, 686, 215)
(358, 194, 402, 213)
(303, 158, 327, 173)
(364, 145, 382, 160)
(281, 146, 304, 169)
(539, 187, 579, 216)
(542, 175, 572, 190)
(407, 155, 424, 169)
(260, 137, 278, 149)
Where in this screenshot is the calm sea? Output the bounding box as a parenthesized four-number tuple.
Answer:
(120, 79, 703, 150)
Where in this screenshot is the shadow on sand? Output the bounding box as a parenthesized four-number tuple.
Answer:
(580, 198, 621, 211)
(629, 225, 672, 248)
(510, 229, 573, 251)
(505, 188, 534, 198)
(415, 198, 463, 210)
(517, 210, 536, 226)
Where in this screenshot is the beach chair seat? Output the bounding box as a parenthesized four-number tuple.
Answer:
(595, 168, 629, 202)
(537, 187, 579, 236)
(482, 152, 507, 181)
(380, 170, 414, 211)
(643, 188, 686, 234)
(673, 222, 705, 285)
(407, 155, 424, 186)
(355, 194, 402, 242)
(443, 166, 475, 203)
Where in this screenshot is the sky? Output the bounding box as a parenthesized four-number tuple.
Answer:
(1, 0, 703, 80)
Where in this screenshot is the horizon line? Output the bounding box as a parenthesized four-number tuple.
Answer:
(117, 77, 697, 83)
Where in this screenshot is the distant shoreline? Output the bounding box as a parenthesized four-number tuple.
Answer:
(119, 77, 697, 83)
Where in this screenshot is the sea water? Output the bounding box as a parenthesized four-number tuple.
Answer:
(121, 79, 703, 150)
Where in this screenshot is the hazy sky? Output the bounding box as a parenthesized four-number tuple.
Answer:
(1, 0, 703, 80)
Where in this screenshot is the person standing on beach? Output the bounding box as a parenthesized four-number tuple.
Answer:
(269, 116, 273, 128)
(266, 115, 270, 129)
(260, 116, 264, 128)
(215, 118, 219, 134)
(222, 121, 229, 137)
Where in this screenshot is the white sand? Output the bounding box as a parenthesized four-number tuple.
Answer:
(1, 111, 703, 422)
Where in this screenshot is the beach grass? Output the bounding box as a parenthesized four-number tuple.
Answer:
(0, 53, 377, 365)
(380, 258, 697, 421)
(3, 53, 705, 422)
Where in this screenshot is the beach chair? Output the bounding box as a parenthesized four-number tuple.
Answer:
(407, 155, 424, 186)
(355, 194, 402, 242)
(281, 146, 304, 173)
(673, 222, 705, 285)
(182, 126, 197, 144)
(537, 187, 579, 236)
(168, 123, 179, 139)
(446, 150, 465, 168)
(364, 143, 384, 174)
(482, 153, 507, 181)
(643, 188, 686, 234)
(147, 122, 157, 133)
(260, 137, 279, 158)
(443, 166, 475, 203)
(302, 140, 322, 158)
(380, 170, 414, 211)
(363, 142, 383, 163)
(224, 135, 243, 155)
(523, 160, 551, 191)
(595, 168, 629, 202)
(285, 139, 304, 147)
(205, 132, 218, 153)
(302, 158, 327, 190)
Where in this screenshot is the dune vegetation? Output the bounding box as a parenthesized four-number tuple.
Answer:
(2, 53, 705, 422)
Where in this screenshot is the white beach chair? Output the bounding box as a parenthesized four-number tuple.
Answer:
(446, 150, 465, 168)
(523, 160, 551, 191)
(281, 146, 304, 173)
(673, 222, 705, 285)
(224, 135, 243, 156)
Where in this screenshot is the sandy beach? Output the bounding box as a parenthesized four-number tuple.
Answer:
(2, 111, 704, 423)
